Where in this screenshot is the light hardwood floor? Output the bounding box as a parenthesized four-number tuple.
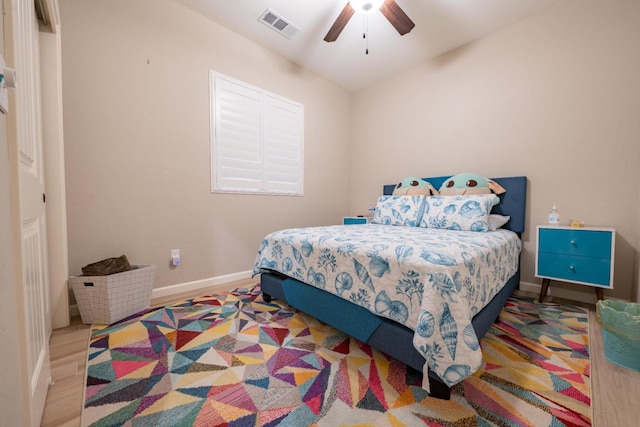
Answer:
(41, 281, 640, 426)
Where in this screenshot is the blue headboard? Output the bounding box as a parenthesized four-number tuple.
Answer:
(383, 176, 527, 234)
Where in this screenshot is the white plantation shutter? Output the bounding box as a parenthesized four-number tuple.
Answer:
(211, 72, 304, 195)
(264, 96, 303, 193)
(213, 77, 263, 191)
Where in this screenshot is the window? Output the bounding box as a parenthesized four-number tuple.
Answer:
(210, 71, 304, 195)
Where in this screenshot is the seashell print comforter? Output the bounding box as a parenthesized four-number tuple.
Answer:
(252, 224, 522, 390)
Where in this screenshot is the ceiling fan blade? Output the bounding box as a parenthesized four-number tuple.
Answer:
(380, 0, 415, 36)
(324, 2, 355, 42)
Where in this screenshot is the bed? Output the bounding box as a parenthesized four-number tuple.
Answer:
(252, 175, 527, 399)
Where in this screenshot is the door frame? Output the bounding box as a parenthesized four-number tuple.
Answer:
(2, 0, 66, 424)
(38, 1, 69, 329)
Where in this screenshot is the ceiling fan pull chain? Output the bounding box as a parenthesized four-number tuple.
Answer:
(364, 14, 369, 55)
(363, 12, 367, 39)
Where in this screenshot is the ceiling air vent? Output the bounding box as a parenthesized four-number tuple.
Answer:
(258, 9, 299, 39)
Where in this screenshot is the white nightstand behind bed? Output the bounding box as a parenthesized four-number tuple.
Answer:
(535, 225, 615, 303)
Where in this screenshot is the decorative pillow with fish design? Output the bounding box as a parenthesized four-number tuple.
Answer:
(371, 195, 426, 227)
(418, 194, 498, 231)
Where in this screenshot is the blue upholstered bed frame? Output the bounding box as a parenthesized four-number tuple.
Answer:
(260, 176, 527, 399)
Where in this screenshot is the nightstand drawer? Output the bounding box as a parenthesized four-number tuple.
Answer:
(537, 252, 612, 287)
(538, 228, 612, 258)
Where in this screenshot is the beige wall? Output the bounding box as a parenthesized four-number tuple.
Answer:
(60, 0, 352, 288)
(61, 0, 639, 302)
(350, 0, 640, 302)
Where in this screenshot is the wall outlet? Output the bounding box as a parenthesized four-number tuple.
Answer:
(171, 249, 180, 266)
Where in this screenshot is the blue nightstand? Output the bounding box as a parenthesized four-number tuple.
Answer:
(535, 225, 615, 302)
(343, 216, 367, 225)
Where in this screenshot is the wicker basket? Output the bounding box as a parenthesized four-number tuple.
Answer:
(69, 265, 156, 324)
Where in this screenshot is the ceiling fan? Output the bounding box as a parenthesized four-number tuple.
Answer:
(324, 0, 415, 42)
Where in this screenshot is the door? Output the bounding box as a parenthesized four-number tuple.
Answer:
(4, 0, 52, 424)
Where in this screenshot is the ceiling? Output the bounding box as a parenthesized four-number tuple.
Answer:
(174, 0, 561, 92)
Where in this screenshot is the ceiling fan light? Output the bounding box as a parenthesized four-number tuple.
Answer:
(350, 0, 385, 14)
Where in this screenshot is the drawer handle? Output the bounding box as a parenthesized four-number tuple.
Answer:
(570, 240, 576, 246)
(569, 265, 575, 271)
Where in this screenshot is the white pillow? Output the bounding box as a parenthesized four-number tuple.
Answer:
(488, 214, 510, 231)
(418, 194, 498, 232)
(371, 195, 426, 227)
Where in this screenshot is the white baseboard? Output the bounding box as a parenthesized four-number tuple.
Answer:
(69, 275, 608, 320)
(519, 280, 544, 295)
(151, 270, 253, 300)
(69, 303, 80, 318)
(520, 280, 621, 304)
(69, 270, 254, 318)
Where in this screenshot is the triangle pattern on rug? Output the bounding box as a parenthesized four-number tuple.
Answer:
(82, 287, 591, 426)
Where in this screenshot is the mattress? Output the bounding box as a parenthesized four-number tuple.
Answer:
(252, 223, 522, 388)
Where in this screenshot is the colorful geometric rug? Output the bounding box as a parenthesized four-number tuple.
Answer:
(81, 285, 591, 426)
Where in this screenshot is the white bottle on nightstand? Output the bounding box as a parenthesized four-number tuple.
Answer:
(548, 204, 560, 225)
